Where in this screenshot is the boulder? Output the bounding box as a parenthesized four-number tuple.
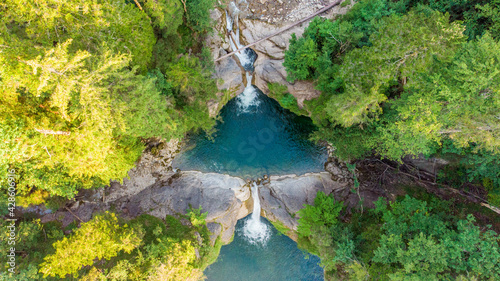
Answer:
(214, 50, 245, 94)
(205, 8, 245, 96)
(324, 157, 353, 183)
(403, 154, 449, 176)
(207, 222, 223, 246)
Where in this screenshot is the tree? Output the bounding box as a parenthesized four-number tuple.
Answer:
(328, 9, 465, 126)
(185, 0, 216, 33)
(297, 191, 344, 238)
(374, 33, 500, 159)
(143, 0, 184, 32)
(0, 0, 218, 202)
(476, 0, 500, 39)
(39, 212, 142, 278)
(372, 196, 500, 279)
(0, 0, 155, 72)
(0, 41, 148, 199)
(146, 239, 204, 281)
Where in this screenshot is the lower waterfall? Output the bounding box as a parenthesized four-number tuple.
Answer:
(242, 183, 270, 244)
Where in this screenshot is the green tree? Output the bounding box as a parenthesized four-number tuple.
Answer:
(476, 0, 500, 39)
(143, 0, 184, 32)
(0, 0, 221, 203)
(0, 41, 147, 199)
(0, 0, 155, 72)
(372, 196, 500, 279)
(185, 0, 216, 33)
(374, 33, 500, 159)
(297, 191, 343, 238)
(329, 10, 465, 126)
(39, 212, 142, 278)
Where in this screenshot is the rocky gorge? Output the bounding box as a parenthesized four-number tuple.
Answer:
(207, 0, 353, 107)
(40, 0, 357, 249)
(41, 137, 354, 245)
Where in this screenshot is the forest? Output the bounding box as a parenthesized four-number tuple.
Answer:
(0, 0, 219, 205)
(1, 0, 500, 280)
(282, 0, 500, 205)
(279, 0, 500, 279)
(0, 0, 221, 279)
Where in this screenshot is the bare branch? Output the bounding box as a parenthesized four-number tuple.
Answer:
(43, 146, 52, 159)
(133, 0, 143, 10)
(18, 59, 64, 76)
(180, 0, 188, 14)
(438, 127, 495, 134)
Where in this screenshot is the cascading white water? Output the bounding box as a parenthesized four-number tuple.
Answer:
(226, 1, 259, 111)
(242, 183, 270, 244)
(236, 85, 260, 112)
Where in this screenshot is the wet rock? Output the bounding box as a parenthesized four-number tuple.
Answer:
(215, 50, 245, 94)
(206, 1, 352, 107)
(237, 17, 322, 105)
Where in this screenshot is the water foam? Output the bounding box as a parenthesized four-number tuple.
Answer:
(226, 2, 256, 72)
(242, 183, 270, 245)
(236, 85, 260, 112)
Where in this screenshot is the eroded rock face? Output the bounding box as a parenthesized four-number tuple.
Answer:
(104, 138, 180, 203)
(247, 0, 348, 24)
(124, 171, 251, 244)
(260, 172, 350, 240)
(240, 18, 322, 106)
(208, 0, 354, 106)
(39, 137, 353, 244)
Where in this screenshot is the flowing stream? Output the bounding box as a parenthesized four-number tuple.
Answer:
(177, 2, 325, 279)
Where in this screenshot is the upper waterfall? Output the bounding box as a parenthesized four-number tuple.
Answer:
(225, 2, 257, 83)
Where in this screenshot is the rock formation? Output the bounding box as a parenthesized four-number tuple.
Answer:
(260, 172, 350, 240)
(207, 0, 354, 106)
(40, 0, 357, 247)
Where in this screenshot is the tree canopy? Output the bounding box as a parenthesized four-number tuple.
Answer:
(283, 0, 500, 200)
(0, 0, 218, 203)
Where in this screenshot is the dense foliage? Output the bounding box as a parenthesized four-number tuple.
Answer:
(298, 192, 500, 280)
(40, 212, 142, 278)
(0, 0, 218, 204)
(283, 0, 500, 199)
(1, 209, 219, 280)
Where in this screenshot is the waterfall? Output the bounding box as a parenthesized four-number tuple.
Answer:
(226, 2, 259, 111)
(236, 85, 260, 112)
(242, 182, 270, 244)
(225, 3, 269, 243)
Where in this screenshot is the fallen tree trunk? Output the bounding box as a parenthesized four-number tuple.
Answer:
(215, 0, 343, 62)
